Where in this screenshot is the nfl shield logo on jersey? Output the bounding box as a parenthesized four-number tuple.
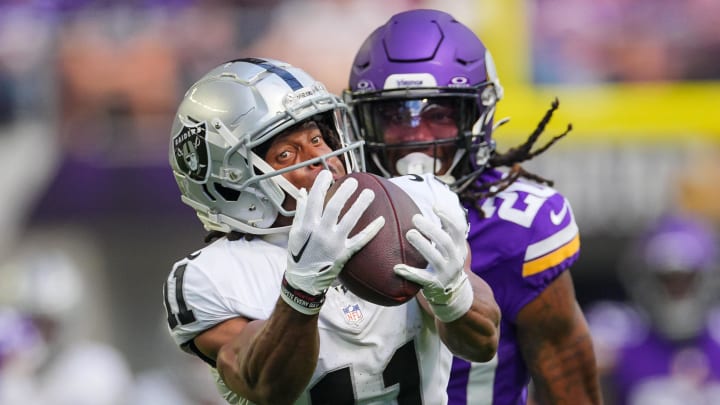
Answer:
(173, 122, 210, 183)
(342, 304, 363, 325)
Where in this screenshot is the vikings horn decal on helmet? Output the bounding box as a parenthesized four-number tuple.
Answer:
(169, 58, 364, 235)
(346, 9, 503, 192)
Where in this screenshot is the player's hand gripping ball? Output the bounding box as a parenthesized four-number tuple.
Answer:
(326, 173, 426, 306)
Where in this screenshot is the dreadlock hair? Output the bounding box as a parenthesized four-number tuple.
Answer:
(460, 98, 572, 216)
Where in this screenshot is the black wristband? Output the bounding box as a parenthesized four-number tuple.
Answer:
(280, 275, 326, 314)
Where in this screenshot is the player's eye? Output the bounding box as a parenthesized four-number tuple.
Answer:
(421, 105, 455, 125)
(381, 111, 402, 125)
(276, 149, 292, 162)
(379, 104, 409, 125)
(311, 135, 322, 145)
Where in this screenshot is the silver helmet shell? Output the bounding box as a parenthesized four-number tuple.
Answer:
(170, 58, 363, 234)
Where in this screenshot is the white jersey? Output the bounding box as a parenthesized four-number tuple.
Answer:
(163, 174, 465, 405)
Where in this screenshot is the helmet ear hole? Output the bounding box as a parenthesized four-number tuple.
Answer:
(213, 183, 240, 202)
(201, 184, 216, 201)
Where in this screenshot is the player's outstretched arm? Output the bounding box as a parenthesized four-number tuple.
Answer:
(198, 170, 384, 404)
(394, 207, 500, 362)
(517, 271, 602, 405)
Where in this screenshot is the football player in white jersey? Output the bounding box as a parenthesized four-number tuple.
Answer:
(163, 58, 500, 405)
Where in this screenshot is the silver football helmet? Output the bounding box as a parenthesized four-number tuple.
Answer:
(169, 58, 364, 234)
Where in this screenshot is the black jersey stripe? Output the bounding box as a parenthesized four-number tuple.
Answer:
(228, 57, 303, 91)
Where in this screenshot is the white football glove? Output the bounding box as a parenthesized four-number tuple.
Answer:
(393, 206, 473, 323)
(282, 170, 385, 315)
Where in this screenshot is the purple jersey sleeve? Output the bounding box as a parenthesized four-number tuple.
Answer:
(467, 170, 580, 321)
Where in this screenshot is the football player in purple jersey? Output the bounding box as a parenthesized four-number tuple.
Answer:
(586, 214, 720, 405)
(346, 9, 601, 404)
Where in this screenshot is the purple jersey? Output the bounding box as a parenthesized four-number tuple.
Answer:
(588, 302, 720, 405)
(448, 169, 581, 405)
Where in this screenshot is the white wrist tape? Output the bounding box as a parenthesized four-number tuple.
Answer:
(426, 275, 473, 323)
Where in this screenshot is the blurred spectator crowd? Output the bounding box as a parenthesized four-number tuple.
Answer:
(532, 0, 720, 83)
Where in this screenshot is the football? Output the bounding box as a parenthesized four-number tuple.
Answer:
(326, 172, 426, 306)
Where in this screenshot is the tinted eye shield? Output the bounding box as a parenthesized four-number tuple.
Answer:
(375, 96, 455, 117)
(366, 137, 459, 151)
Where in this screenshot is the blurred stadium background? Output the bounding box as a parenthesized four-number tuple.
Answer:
(0, 0, 718, 403)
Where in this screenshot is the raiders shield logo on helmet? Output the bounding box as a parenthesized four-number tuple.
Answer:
(173, 122, 210, 183)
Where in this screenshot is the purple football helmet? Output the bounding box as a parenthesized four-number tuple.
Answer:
(346, 9, 503, 191)
(620, 214, 720, 340)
